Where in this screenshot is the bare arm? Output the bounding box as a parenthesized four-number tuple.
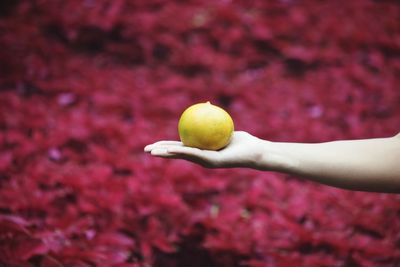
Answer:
(144, 131, 400, 193)
(259, 133, 400, 192)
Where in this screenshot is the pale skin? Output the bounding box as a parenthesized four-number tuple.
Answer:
(144, 131, 400, 193)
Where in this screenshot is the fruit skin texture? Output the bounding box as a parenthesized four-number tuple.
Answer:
(178, 101, 234, 150)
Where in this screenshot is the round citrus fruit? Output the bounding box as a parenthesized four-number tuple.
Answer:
(178, 101, 234, 150)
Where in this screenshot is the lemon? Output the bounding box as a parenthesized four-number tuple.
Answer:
(178, 101, 234, 150)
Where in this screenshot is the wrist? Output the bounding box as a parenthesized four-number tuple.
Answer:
(255, 140, 300, 173)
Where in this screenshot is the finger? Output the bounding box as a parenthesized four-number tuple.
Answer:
(166, 146, 221, 168)
(152, 140, 183, 146)
(145, 144, 182, 154)
(150, 148, 176, 157)
(167, 146, 218, 161)
(144, 141, 183, 152)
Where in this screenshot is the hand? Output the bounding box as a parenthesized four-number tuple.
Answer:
(144, 131, 267, 169)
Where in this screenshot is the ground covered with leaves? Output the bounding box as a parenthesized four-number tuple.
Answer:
(1, 0, 400, 266)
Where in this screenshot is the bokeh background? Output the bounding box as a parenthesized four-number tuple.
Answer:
(1, 0, 400, 266)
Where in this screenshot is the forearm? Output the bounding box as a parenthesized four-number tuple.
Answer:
(257, 134, 400, 193)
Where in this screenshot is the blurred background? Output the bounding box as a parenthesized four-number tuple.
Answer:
(0, 0, 399, 266)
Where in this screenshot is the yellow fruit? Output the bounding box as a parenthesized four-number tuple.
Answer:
(178, 101, 234, 150)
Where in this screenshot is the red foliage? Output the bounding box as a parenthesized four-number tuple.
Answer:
(1, 0, 400, 266)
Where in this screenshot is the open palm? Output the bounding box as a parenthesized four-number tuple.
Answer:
(144, 131, 265, 169)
